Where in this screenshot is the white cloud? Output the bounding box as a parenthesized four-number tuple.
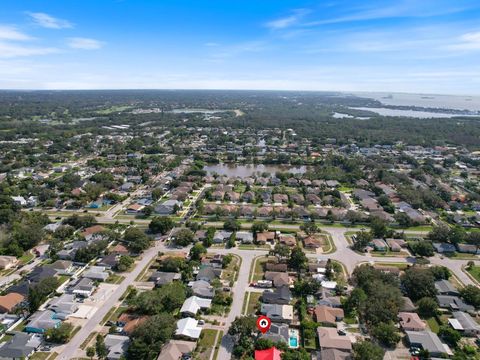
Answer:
(265, 9, 309, 30)
(28, 12, 73, 29)
(449, 31, 480, 50)
(0, 25, 32, 41)
(0, 42, 59, 58)
(67, 37, 104, 50)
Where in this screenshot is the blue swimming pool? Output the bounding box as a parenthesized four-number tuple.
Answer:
(289, 336, 298, 347)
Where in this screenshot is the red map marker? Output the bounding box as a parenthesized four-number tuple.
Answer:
(256, 315, 271, 334)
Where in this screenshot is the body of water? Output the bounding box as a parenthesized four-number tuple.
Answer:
(170, 108, 232, 114)
(350, 107, 478, 119)
(355, 92, 480, 112)
(204, 163, 307, 177)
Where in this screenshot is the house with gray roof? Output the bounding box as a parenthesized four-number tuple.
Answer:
(436, 295, 475, 313)
(435, 280, 459, 296)
(260, 323, 289, 344)
(48, 294, 79, 320)
(262, 286, 292, 305)
(71, 278, 95, 297)
(155, 200, 182, 215)
(405, 331, 452, 357)
(190, 280, 214, 299)
(149, 271, 181, 286)
(104, 334, 130, 360)
(0, 332, 41, 359)
(196, 266, 219, 283)
(25, 310, 61, 333)
(448, 311, 480, 337)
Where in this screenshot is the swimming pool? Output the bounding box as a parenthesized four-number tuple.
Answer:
(289, 329, 299, 348)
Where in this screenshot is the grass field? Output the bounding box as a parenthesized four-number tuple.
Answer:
(426, 317, 440, 333)
(243, 292, 262, 315)
(249, 256, 270, 282)
(195, 329, 219, 360)
(467, 265, 480, 283)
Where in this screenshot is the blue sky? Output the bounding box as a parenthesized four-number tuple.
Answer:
(1, 0, 480, 94)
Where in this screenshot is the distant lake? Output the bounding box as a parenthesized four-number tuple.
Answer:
(355, 92, 480, 112)
(204, 164, 307, 178)
(170, 108, 232, 114)
(332, 112, 370, 120)
(350, 107, 478, 119)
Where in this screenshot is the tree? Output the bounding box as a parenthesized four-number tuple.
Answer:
(45, 322, 73, 343)
(116, 255, 134, 272)
(96, 334, 108, 359)
(270, 243, 290, 260)
(460, 285, 480, 308)
(124, 227, 151, 253)
(288, 246, 307, 271)
(300, 221, 318, 235)
(28, 277, 60, 312)
(353, 341, 385, 360)
(189, 242, 206, 261)
(466, 231, 480, 252)
(343, 288, 367, 316)
(251, 221, 268, 234)
(130, 282, 186, 315)
(429, 266, 451, 280)
(371, 322, 401, 348)
(173, 228, 194, 247)
(86, 346, 95, 360)
(409, 241, 434, 257)
(439, 325, 461, 347)
(417, 297, 438, 318)
(228, 316, 256, 340)
(222, 254, 233, 268)
(293, 278, 321, 298)
(370, 217, 388, 238)
(223, 219, 240, 232)
(352, 231, 372, 251)
(427, 224, 451, 243)
(126, 314, 175, 360)
(226, 234, 236, 249)
(401, 267, 436, 301)
(149, 216, 174, 234)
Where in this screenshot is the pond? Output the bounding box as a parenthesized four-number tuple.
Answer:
(350, 107, 478, 119)
(203, 164, 307, 178)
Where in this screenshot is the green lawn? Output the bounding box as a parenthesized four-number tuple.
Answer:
(220, 254, 241, 283)
(106, 274, 125, 284)
(195, 329, 219, 360)
(426, 317, 440, 333)
(57, 274, 71, 285)
(18, 252, 34, 265)
(244, 292, 262, 315)
(29, 353, 51, 360)
(467, 266, 480, 282)
(249, 257, 270, 282)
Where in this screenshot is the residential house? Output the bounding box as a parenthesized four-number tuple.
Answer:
(370, 239, 388, 252)
(256, 232, 276, 244)
(157, 340, 196, 360)
(98, 254, 119, 269)
(0, 256, 18, 270)
(149, 272, 181, 286)
(213, 230, 232, 244)
(254, 347, 283, 360)
(117, 314, 148, 335)
(456, 243, 480, 254)
(448, 311, 480, 336)
(433, 243, 456, 254)
(236, 231, 254, 244)
(435, 280, 459, 296)
(48, 294, 79, 320)
(265, 262, 288, 272)
(398, 312, 426, 332)
(303, 235, 323, 249)
(436, 295, 474, 312)
(317, 327, 352, 352)
(196, 266, 219, 283)
(28, 266, 57, 284)
(175, 317, 202, 340)
(71, 278, 95, 297)
(265, 272, 290, 288)
(104, 334, 130, 360)
(155, 200, 182, 215)
(262, 286, 292, 305)
(110, 244, 129, 256)
(49, 260, 74, 275)
(314, 306, 344, 325)
(400, 296, 417, 313)
(25, 310, 61, 333)
(260, 323, 289, 345)
(260, 304, 293, 323)
(190, 280, 215, 299)
(311, 349, 351, 360)
(405, 331, 452, 357)
(278, 234, 296, 247)
(180, 296, 212, 317)
(0, 332, 41, 359)
(83, 266, 109, 281)
(81, 225, 106, 241)
(0, 293, 24, 313)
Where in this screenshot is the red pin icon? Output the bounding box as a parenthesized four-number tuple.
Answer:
(256, 316, 271, 334)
